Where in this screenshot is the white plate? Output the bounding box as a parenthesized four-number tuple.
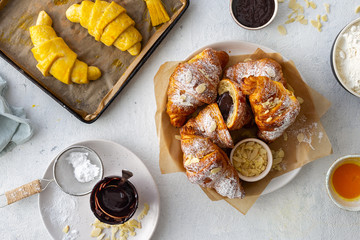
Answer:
(39, 139, 160, 240)
(189, 41, 301, 196)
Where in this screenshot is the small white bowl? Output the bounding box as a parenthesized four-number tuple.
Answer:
(230, 138, 273, 182)
(229, 0, 278, 30)
(326, 155, 360, 211)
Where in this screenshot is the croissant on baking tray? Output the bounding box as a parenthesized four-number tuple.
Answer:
(29, 11, 101, 84)
(224, 58, 286, 87)
(242, 76, 300, 142)
(166, 48, 229, 128)
(180, 103, 245, 199)
(66, 0, 142, 56)
(217, 79, 252, 131)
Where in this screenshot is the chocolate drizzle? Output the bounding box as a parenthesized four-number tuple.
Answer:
(90, 176, 138, 225)
(217, 92, 233, 121)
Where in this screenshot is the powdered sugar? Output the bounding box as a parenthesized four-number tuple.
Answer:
(66, 152, 100, 183)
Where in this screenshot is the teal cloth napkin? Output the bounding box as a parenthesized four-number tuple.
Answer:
(0, 76, 33, 157)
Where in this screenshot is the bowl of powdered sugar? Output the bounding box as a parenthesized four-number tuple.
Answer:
(331, 17, 360, 98)
(53, 146, 104, 196)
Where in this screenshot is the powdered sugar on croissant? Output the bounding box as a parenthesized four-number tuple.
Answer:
(180, 104, 244, 199)
(243, 76, 300, 142)
(167, 48, 229, 127)
(224, 58, 286, 87)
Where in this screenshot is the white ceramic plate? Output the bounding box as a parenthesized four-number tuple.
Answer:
(189, 41, 301, 195)
(39, 140, 160, 240)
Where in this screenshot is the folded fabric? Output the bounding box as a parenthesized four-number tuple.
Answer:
(0, 76, 33, 157)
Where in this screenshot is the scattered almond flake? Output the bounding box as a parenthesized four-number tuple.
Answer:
(304, 0, 310, 8)
(321, 14, 328, 22)
(271, 148, 285, 171)
(296, 15, 304, 21)
(191, 158, 200, 164)
(285, 18, 295, 24)
(324, 3, 330, 13)
(288, 0, 297, 9)
(283, 132, 288, 141)
(185, 69, 192, 83)
(265, 68, 276, 78)
(195, 83, 206, 93)
(309, 1, 316, 9)
(278, 25, 287, 35)
(91, 227, 102, 237)
(316, 14, 321, 21)
(264, 109, 270, 114)
(297, 4, 304, 13)
(300, 19, 308, 25)
(297, 96, 304, 104)
(317, 22, 322, 32)
(266, 117, 273, 123)
(297, 133, 305, 142)
(288, 11, 296, 19)
(356, 6, 360, 13)
(311, 19, 319, 28)
(63, 225, 70, 233)
(174, 135, 181, 140)
(243, 58, 252, 62)
(211, 167, 221, 174)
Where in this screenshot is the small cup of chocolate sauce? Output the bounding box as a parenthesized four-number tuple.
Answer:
(230, 0, 278, 30)
(90, 172, 138, 225)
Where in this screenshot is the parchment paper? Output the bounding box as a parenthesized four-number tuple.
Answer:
(0, 0, 187, 121)
(154, 48, 333, 214)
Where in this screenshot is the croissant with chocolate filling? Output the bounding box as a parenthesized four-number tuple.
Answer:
(180, 103, 244, 199)
(166, 48, 229, 127)
(217, 79, 252, 131)
(242, 76, 300, 142)
(224, 58, 286, 87)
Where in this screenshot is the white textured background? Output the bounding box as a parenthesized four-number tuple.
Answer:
(1, 0, 360, 239)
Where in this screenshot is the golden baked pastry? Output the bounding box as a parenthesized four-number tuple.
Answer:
(66, 0, 142, 56)
(166, 48, 229, 128)
(180, 103, 244, 199)
(224, 58, 286, 87)
(29, 11, 101, 84)
(217, 79, 252, 130)
(242, 76, 300, 142)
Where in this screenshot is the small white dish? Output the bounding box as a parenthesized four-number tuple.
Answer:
(230, 138, 273, 182)
(229, 0, 278, 30)
(326, 155, 360, 211)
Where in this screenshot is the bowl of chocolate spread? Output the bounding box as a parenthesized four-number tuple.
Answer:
(230, 0, 278, 30)
(90, 171, 138, 225)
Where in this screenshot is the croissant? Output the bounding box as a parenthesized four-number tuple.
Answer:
(242, 76, 300, 142)
(217, 79, 252, 130)
(180, 103, 244, 199)
(224, 58, 286, 87)
(166, 48, 229, 127)
(66, 0, 142, 56)
(29, 11, 101, 84)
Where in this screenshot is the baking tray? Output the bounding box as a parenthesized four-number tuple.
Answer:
(0, 0, 189, 123)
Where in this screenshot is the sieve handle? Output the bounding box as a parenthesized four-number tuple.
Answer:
(0, 180, 42, 207)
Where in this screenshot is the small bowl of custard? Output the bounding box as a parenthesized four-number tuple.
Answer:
(326, 155, 360, 211)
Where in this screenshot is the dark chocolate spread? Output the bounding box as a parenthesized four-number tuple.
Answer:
(90, 176, 138, 225)
(232, 0, 275, 28)
(217, 92, 233, 121)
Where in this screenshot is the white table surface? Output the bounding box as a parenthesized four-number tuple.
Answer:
(1, 0, 360, 239)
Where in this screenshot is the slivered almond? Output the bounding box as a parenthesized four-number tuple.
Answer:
(324, 3, 330, 13)
(196, 83, 206, 93)
(297, 133, 305, 142)
(309, 1, 316, 9)
(278, 25, 287, 35)
(209, 120, 217, 132)
(266, 117, 272, 123)
(321, 15, 328, 22)
(174, 135, 181, 140)
(185, 70, 192, 83)
(356, 6, 360, 13)
(297, 96, 304, 104)
(211, 167, 221, 174)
